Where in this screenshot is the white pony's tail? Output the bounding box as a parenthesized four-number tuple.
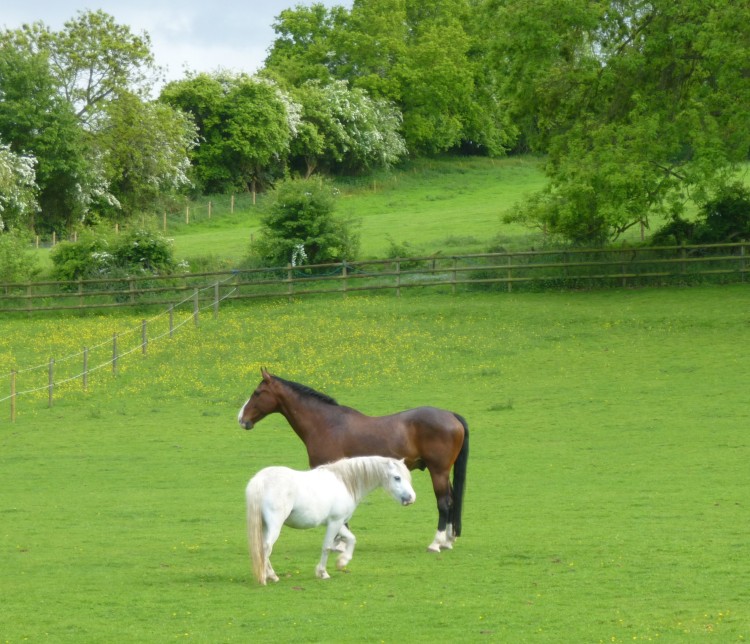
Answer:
(246, 477, 266, 585)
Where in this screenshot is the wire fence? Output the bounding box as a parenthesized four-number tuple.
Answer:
(1, 277, 237, 421)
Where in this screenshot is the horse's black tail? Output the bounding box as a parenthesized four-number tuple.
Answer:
(451, 413, 469, 537)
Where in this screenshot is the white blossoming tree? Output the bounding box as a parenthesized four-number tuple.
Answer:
(0, 143, 38, 232)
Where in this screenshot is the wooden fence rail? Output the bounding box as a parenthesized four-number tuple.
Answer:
(1, 242, 748, 314)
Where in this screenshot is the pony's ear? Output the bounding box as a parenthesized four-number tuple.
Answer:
(261, 367, 271, 381)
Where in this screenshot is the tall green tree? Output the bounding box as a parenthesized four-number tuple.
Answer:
(47, 10, 158, 126)
(264, 4, 348, 87)
(490, 0, 750, 243)
(0, 11, 189, 234)
(0, 27, 103, 234)
(95, 92, 197, 221)
(265, 0, 511, 157)
(161, 73, 299, 195)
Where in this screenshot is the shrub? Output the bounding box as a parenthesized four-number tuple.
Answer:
(0, 231, 39, 282)
(653, 182, 750, 245)
(50, 228, 179, 281)
(253, 178, 359, 266)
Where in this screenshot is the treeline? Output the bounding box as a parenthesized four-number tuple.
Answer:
(1, 0, 749, 247)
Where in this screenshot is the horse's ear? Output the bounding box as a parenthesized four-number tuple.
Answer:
(261, 367, 271, 381)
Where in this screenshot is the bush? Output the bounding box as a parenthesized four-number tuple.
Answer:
(253, 178, 359, 266)
(50, 228, 180, 281)
(653, 182, 750, 245)
(0, 231, 39, 282)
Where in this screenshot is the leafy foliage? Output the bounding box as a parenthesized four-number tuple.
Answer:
(493, 0, 750, 243)
(0, 230, 39, 282)
(0, 143, 38, 231)
(289, 80, 407, 177)
(50, 228, 179, 281)
(161, 73, 296, 194)
(654, 182, 750, 245)
(265, 0, 512, 157)
(254, 177, 359, 265)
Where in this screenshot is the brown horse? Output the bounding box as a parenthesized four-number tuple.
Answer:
(238, 369, 469, 552)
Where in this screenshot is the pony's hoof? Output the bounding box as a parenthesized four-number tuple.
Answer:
(440, 542, 453, 550)
(316, 570, 331, 580)
(427, 543, 441, 553)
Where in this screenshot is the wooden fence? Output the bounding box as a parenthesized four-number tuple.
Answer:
(1, 242, 748, 314)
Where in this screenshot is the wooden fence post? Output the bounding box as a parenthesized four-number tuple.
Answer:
(342, 262, 348, 298)
(10, 370, 16, 422)
(48, 358, 54, 408)
(208, 201, 212, 219)
(740, 242, 746, 282)
(395, 260, 401, 297)
(193, 289, 200, 327)
(507, 255, 513, 293)
(681, 242, 687, 274)
(231, 194, 235, 213)
(287, 264, 293, 302)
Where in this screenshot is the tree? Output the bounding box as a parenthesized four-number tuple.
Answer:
(1, 11, 185, 235)
(47, 10, 158, 126)
(264, 4, 348, 87)
(0, 27, 103, 234)
(95, 92, 196, 221)
(491, 0, 750, 244)
(290, 80, 407, 177)
(254, 177, 359, 265)
(266, 0, 511, 158)
(161, 73, 299, 195)
(0, 143, 38, 231)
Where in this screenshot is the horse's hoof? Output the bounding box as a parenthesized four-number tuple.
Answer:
(316, 570, 331, 580)
(427, 543, 441, 553)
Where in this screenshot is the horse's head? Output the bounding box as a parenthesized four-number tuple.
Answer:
(386, 458, 416, 506)
(238, 368, 281, 430)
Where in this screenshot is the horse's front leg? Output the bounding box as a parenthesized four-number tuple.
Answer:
(335, 524, 356, 570)
(316, 521, 343, 579)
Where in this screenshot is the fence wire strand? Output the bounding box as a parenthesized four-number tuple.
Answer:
(1, 279, 234, 408)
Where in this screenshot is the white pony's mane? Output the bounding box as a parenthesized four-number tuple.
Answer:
(320, 456, 406, 502)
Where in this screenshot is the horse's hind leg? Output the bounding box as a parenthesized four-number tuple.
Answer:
(335, 524, 356, 570)
(427, 470, 453, 553)
(263, 520, 282, 583)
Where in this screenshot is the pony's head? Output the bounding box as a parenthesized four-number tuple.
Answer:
(385, 458, 416, 506)
(238, 368, 280, 430)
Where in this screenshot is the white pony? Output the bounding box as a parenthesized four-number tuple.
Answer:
(246, 456, 416, 585)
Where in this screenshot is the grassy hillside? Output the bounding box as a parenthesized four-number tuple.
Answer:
(172, 155, 550, 267)
(29, 155, 549, 275)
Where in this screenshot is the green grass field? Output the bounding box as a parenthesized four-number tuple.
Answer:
(1, 286, 749, 641)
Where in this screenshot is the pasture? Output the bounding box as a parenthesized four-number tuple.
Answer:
(1, 286, 749, 641)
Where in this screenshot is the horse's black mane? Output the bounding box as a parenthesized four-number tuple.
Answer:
(274, 376, 339, 406)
